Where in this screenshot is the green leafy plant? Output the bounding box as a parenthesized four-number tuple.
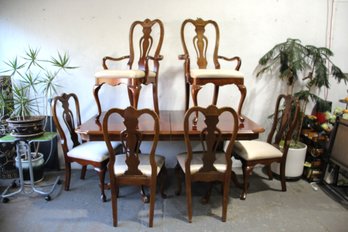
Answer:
(1, 47, 77, 120)
(256, 38, 348, 142)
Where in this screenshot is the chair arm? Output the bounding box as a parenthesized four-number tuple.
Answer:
(218, 55, 242, 70)
(178, 54, 189, 60)
(102, 55, 130, 69)
(148, 55, 164, 61)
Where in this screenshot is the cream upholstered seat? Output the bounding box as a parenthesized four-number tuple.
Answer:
(175, 105, 239, 223)
(179, 18, 246, 122)
(176, 152, 227, 174)
(190, 69, 244, 79)
(233, 94, 300, 200)
(233, 141, 283, 160)
(93, 19, 164, 119)
(67, 141, 118, 162)
(102, 106, 167, 227)
(95, 70, 156, 79)
(113, 154, 165, 176)
(52, 93, 120, 202)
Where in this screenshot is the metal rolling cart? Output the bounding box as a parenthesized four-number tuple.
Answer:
(0, 132, 61, 203)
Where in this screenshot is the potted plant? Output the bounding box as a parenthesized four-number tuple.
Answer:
(0, 47, 76, 181)
(256, 38, 348, 179)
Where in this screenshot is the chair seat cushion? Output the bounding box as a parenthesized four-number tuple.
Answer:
(67, 141, 119, 162)
(114, 154, 165, 177)
(234, 140, 283, 160)
(95, 69, 156, 79)
(176, 152, 227, 174)
(191, 69, 244, 79)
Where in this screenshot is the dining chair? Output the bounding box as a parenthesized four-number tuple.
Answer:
(175, 104, 239, 223)
(102, 106, 167, 227)
(178, 18, 246, 123)
(51, 93, 120, 202)
(94, 18, 164, 119)
(233, 94, 300, 200)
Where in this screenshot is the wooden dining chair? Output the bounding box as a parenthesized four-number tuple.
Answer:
(94, 19, 164, 119)
(51, 93, 120, 202)
(102, 106, 167, 227)
(175, 104, 239, 223)
(233, 94, 300, 200)
(179, 18, 246, 122)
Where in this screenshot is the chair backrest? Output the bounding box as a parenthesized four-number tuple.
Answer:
(329, 117, 348, 170)
(127, 19, 164, 72)
(183, 105, 239, 174)
(180, 18, 222, 70)
(267, 94, 300, 153)
(51, 93, 81, 155)
(102, 106, 159, 176)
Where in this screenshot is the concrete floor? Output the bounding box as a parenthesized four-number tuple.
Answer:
(0, 167, 347, 232)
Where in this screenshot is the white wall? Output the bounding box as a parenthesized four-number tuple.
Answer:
(1, 0, 347, 167)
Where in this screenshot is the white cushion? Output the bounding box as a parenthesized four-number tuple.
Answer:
(234, 140, 283, 160)
(191, 69, 244, 79)
(113, 154, 165, 177)
(95, 69, 156, 79)
(67, 141, 119, 162)
(176, 152, 227, 174)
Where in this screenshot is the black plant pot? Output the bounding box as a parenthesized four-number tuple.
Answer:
(6, 116, 46, 138)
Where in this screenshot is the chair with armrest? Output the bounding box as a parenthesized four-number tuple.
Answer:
(51, 93, 119, 202)
(175, 104, 239, 223)
(178, 18, 246, 123)
(233, 94, 300, 200)
(94, 19, 164, 118)
(102, 106, 167, 227)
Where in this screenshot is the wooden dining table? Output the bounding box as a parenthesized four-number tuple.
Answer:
(76, 110, 265, 141)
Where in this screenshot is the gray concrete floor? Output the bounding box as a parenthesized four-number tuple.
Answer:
(0, 167, 347, 232)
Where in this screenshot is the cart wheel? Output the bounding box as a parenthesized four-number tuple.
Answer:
(11, 181, 17, 188)
(45, 195, 51, 201)
(2, 197, 10, 203)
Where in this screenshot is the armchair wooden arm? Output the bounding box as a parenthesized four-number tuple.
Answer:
(102, 55, 131, 69)
(217, 55, 242, 70)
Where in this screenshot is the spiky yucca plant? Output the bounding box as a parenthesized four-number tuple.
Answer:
(1, 47, 77, 120)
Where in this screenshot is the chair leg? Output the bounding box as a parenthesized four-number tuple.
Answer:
(93, 83, 104, 121)
(98, 168, 107, 202)
(148, 180, 157, 227)
(185, 176, 192, 223)
(159, 165, 167, 198)
(64, 162, 72, 191)
(141, 186, 149, 203)
(80, 165, 87, 180)
(110, 180, 118, 227)
(128, 85, 141, 109)
(222, 177, 231, 222)
(191, 84, 202, 127)
(175, 162, 182, 196)
(280, 161, 287, 191)
(266, 164, 273, 180)
(201, 182, 213, 204)
(185, 82, 190, 111)
(152, 82, 159, 115)
(236, 84, 247, 122)
(212, 85, 219, 105)
(241, 163, 253, 200)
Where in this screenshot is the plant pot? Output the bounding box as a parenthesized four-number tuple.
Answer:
(271, 142, 307, 180)
(6, 116, 46, 138)
(15, 152, 44, 183)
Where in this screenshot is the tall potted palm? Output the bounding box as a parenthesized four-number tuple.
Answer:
(256, 38, 348, 178)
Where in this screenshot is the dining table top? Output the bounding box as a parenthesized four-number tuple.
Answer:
(76, 110, 265, 141)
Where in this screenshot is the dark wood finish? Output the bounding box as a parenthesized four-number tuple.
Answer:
(179, 18, 246, 121)
(94, 18, 164, 117)
(175, 105, 239, 222)
(76, 110, 264, 141)
(51, 93, 109, 202)
(102, 106, 166, 227)
(236, 94, 300, 200)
